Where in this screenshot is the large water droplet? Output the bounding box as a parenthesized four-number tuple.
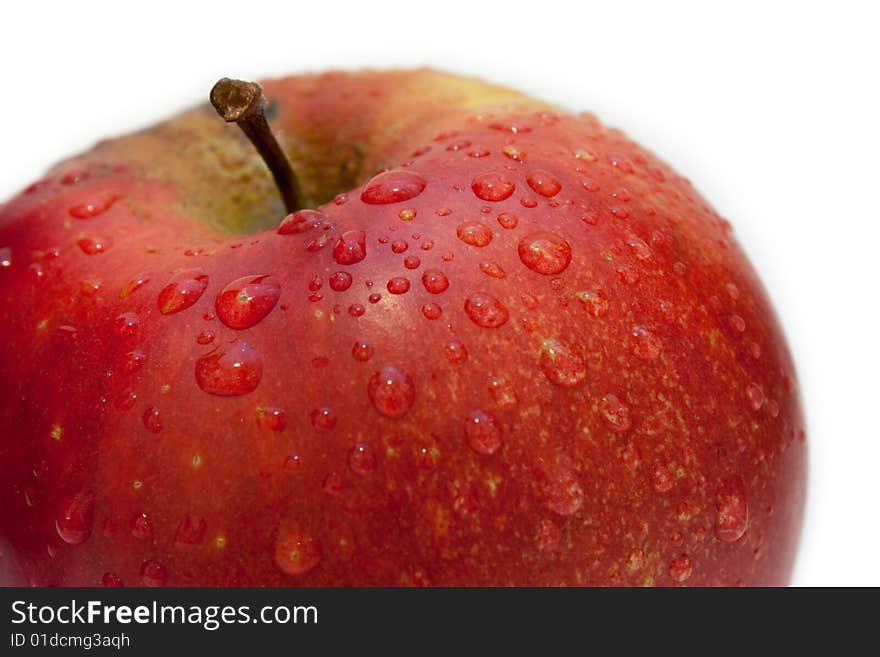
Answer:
(55, 492, 94, 545)
(518, 232, 572, 275)
(497, 212, 519, 229)
(472, 172, 515, 201)
(195, 339, 263, 396)
(215, 275, 280, 329)
(421, 303, 442, 320)
(158, 269, 209, 315)
(332, 230, 367, 265)
(526, 170, 562, 197)
(69, 192, 117, 219)
(256, 406, 286, 432)
(479, 261, 506, 279)
(361, 170, 427, 204)
(329, 271, 353, 292)
(600, 393, 631, 432)
(421, 269, 449, 294)
(310, 407, 337, 430)
(368, 366, 415, 418)
(277, 209, 329, 235)
(539, 338, 587, 387)
(387, 277, 410, 295)
(464, 410, 502, 455)
(352, 339, 374, 362)
(456, 221, 493, 247)
(349, 443, 377, 475)
(274, 521, 321, 576)
(715, 475, 749, 543)
(77, 235, 113, 255)
(465, 293, 509, 328)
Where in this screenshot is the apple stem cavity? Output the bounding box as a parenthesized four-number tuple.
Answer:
(210, 77, 302, 213)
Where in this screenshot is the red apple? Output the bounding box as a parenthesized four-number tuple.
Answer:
(0, 69, 805, 586)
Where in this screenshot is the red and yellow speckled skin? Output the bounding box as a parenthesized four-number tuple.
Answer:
(0, 70, 805, 586)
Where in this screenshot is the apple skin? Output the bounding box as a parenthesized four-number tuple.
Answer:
(0, 69, 805, 586)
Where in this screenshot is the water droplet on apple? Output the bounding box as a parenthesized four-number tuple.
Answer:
(215, 275, 280, 329)
(487, 376, 517, 407)
(368, 292, 381, 304)
(274, 522, 321, 576)
(631, 326, 662, 361)
(747, 383, 764, 410)
(421, 303, 442, 320)
(465, 293, 509, 328)
(332, 230, 367, 265)
(479, 261, 506, 279)
(489, 119, 531, 134)
(77, 235, 113, 255)
(158, 269, 208, 315)
(69, 192, 117, 219)
(464, 410, 502, 455)
(421, 269, 449, 294)
(196, 329, 215, 345)
(55, 492, 94, 545)
(715, 475, 749, 542)
(130, 513, 153, 540)
(456, 221, 493, 247)
(352, 339, 374, 362)
(518, 232, 572, 275)
(539, 338, 587, 387)
(349, 443, 377, 475)
(361, 170, 426, 204)
(310, 407, 337, 430)
(576, 288, 609, 317)
(387, 277, 410, 295)
(348, 303, 365, 317)
(256, 406, 286, 432)
(444, 340, 468, 364)
(368, 366, 415, 418)
(0, 247, 11, 268)
(195, 339, 263, 396)
(472, 172, 515, 201)
(140, 559, 168, 586)
(121, 349, 146, 374)
(609, 152, 636, 174)
(112, 312, 140, 339)
(526, 169, 562, 197)
(669, 554, 693, 583)
(143, 406, 162, 433)
(114, 388, 137, 410)
(329, 271, 352, 292)
(600, 393, 632, 432)
(277, 209, 329, 234)
(391, 239, 408, 254)
(497, 212, 519, 229)
(729, 314, 746, 333)
(403, 255, 421, 269)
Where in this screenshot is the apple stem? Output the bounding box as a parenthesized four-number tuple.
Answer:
(210, 77, 302, 213)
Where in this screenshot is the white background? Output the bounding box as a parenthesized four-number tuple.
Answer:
(2, 0, 877, 586)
